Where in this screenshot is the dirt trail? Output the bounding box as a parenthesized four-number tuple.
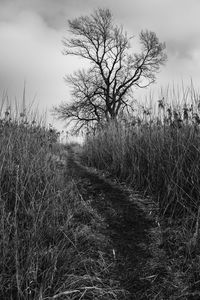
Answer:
(66, 148, 162, 299)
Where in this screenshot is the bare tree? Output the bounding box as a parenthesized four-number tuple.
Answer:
(53, 8, 167, 132)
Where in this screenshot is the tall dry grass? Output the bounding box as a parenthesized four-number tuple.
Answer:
(81, 84, 200, 296)
(0, 94, 124, 299)
(82, 84, 200, 219)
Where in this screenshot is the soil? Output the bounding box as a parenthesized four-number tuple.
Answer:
(66, 147, 165, 299)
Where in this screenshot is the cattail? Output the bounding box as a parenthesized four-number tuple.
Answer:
(193, 113, 200, 125)
(183, 104, 189, 121)
(158, 97, 165, 110)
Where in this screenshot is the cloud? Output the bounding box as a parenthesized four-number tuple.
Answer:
(0, 0, 101, 29)
(0, 10, 69, 108)
(167, 38, 196, 61)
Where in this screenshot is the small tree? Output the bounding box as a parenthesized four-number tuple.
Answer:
(53, 8, 167, 132)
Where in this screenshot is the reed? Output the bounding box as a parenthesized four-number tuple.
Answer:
(83, 84, 200, 218)
(81, 84, 200, 296)
(0, 94, 123, 299)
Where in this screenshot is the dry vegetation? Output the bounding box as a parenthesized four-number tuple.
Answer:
(4, 83, 200, 299)
(82, 84, 200, 298)
(0, 97, 124, 299)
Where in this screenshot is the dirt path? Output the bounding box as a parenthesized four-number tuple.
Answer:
(66, 148, 163, 299)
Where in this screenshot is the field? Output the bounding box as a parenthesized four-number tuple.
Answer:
(0, 100, 127, 299)
(2, 85, 200, 299)
(82, 85, 200, 298)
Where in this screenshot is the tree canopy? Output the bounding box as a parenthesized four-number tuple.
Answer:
(53, 8, 167, 132)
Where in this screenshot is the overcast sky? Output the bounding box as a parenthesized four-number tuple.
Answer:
(0, 0, 200, 130)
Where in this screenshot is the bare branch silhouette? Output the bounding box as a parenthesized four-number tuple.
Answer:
(53, 8, 167, 132)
